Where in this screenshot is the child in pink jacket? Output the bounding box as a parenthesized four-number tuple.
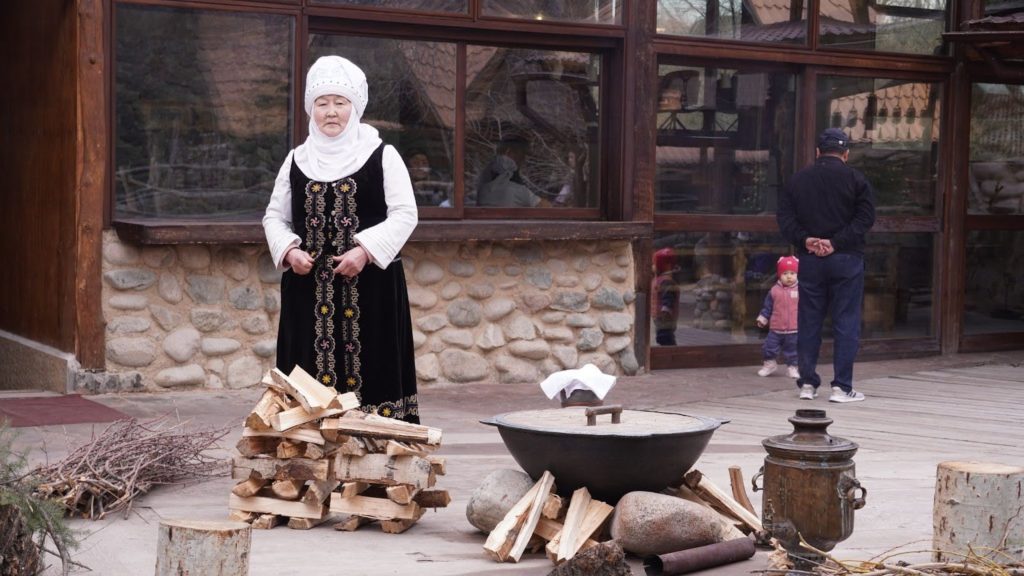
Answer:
(756, 256, 799, 378)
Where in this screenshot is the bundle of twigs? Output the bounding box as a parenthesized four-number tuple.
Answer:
(32, 417, 230, 520)
(761, 538, 1024, 576)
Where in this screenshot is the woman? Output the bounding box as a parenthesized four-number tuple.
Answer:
(263, 56, 420, 423)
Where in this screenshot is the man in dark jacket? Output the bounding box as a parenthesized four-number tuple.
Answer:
(777, 128, 876, 403)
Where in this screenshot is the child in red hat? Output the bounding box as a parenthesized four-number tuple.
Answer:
(652, 248, 681, 346)
(756, 256, 800, 379)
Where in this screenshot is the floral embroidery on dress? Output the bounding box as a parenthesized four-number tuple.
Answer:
(361, 394, 420, 421)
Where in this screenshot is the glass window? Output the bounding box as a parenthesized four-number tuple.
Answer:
(312, 0, 467, 13)
(862, 233, 933, 338)
(657, 0, 807, 44)
(984, 0, 1022, 15)
(465, 47, 602, 208)
(482, 0, 621, 24)
(818, 0, 947, 55)
(655, 64, 796, 214)
(650, 231, 793, 347)
(816, 75, 941, 215)
(968, 83, 1024, 215)
(964, 231, 1024, 335)
(114, 5, 293, 220)
(309, 35, 457, 208)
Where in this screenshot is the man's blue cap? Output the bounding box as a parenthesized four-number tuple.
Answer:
(818, 128, 849, 152)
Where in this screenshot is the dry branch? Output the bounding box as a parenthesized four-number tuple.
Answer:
(33, 418, 229, 520)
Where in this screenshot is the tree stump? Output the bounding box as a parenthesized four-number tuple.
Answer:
(933, 461, 1024, 562)
(155, 519, 251, 576)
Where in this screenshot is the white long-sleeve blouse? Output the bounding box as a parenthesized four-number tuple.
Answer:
(263, 145, 418, 271)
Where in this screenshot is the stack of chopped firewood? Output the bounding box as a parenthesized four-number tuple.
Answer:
(228, 366, 449, 532)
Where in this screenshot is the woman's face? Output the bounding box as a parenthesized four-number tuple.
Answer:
(313, 94, 352, 137)
(408, 153, 431, 181)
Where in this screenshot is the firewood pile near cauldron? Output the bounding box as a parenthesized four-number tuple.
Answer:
(477, 465, 763, 573)
(228, 366, 449, 532)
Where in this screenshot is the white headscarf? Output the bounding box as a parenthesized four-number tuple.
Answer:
(293, 56, 382, 182)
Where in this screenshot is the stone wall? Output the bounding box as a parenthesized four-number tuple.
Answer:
(94, 231, 639, 392)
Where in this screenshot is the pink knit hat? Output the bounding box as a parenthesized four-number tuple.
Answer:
(777, 256, 799, 275)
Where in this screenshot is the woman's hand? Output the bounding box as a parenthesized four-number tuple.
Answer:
(285, 247, 315, 276)
(333, 246, 370, 278)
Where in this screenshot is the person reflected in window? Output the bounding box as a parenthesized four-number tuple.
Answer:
(476, 135, 548, 207)
(263, 55, 420, 423)
(652, 248, 682, 346)
(405, 149, 449, 207)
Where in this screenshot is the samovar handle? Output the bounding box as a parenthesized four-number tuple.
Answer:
(842, 477, 867, 510)
(751, 466, 764, 492)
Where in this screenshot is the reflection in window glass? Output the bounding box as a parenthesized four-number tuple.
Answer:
(964, 231, 1024, 335)
(114, 5, 293, 219)
(465, 47, 601, 208)
(657, 0, 807, 44)
(862, 233, 933, 338)
(650, 232, 793, 346)
(310, 35, 456, 208)
(816, 76, 941, 216)
(984, 0, 1020, 15)
(482, 0, 621, 24)
(968, 84, 1024, 215)
(818, 0, 947, 55)
(313, 0, 467, 13)
(655, 64, 796, 214)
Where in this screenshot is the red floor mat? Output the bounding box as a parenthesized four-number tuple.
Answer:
(0, 395, 128, 428)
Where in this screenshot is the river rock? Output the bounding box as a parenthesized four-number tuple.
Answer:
(466, 469, 535, 533)
(610, 491, 746, 556)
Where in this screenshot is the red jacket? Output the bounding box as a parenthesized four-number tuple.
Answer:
(758, 281, 799, 333)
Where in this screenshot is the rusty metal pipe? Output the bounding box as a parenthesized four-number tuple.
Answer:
(642, 537, 756, 575)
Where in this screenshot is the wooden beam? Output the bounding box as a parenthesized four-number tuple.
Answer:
(329, 494, 422, 521)
(333, 454, 435, 489)
(228, 494, 326, 519)
(231, 456, 331, 482)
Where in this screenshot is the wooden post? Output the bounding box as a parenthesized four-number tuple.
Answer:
(933, 461, 1024, 562)
(155, 519, 251, 576)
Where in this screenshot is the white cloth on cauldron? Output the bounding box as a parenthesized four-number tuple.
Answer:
(539, 363, 616, 400)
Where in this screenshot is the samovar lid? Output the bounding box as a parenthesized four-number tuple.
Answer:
(761, 409, 858, 460)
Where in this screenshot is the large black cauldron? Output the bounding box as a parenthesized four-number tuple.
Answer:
(481, 405, 726, 503)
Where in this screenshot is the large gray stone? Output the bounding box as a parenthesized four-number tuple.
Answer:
(552, 345, 578, 369)
(185, 275, 225, 304)
(178, 245, 211, 269)
(476, 324, 506, 351)
(608, 268, 628, 282)
(226, 356, 263, 388)
(466, 282, 495, 300)
(154, 364, 206, 388)
(508, 339, 550, 360)
(592, 287, 626, 310)
(579, 352, 617, 375)
(264, 289, 281, 313)
(483, 298, 517, 321)
(599, 312, 633, 334)
(108, 294, 148, 310)
(191, 308, 228, 332)
(103, 241, 140, 266)
(104, 269, 157, 291)
(407, 286, 439, 309)
(566, 313, 596, 328)
(611, 491, 745, 557)
(440, 281, 462, 300)
(201, 337, 242, 356)
(605, 335, 632, 354)
(449, 260, 476, 278)
(447, 299, 482, 328)
(106, 316, 151, 335)
(253, 339, 277, 358)
(150, 304, 183, 331)
(439, 349, 489, 382)
(582, 272, 603, 291)
(503, 314, 537, 340)
(142, 246, 175, 268)
(257, 252, 282, 283)
(494, 355, 541, 383)
(416, 314, 448, 333)
(541, 326, 574, 342)
(577, 328, 604, 351)
(413, 260, 445, 285)
(466, 469, 535, 533)
(106, 337, 156, 367)
(620, 347, 640, 375)
(541, 311, 566, 324)
(551, 291, 590, 312)
(219, 248, 250, 281)
(440, 329, 475, 349)
(415, 353, 440, 381)
(525, 266, 553, 290)
(554, 274, 580, 288)
(229, 285, 263, 310)
(520, 292, 552, 313)
(158, 272, 183, 304)
(164, 327, 201, 362)
(412, 330, 426, 349)
(241, 313, 271, 335)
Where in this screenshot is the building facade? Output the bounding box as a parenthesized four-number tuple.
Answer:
(1, 0, 1021, 393)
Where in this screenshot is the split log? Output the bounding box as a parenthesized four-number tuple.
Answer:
(427, 455, 446, 476)
(228, 494, 327, 519)
(235, 436, 280, 458)
(276, 440, 303, 460)
(386, 484, 418, 505)
(683, 470, 763, 533)
(271, 405, 345, 432)
(228, 510, 256, 523)
(269, 479, 305, 501)
(728, 466, 757, 516)
(337, 437, 369, 456)
(385, 440, 436, 457)
(245, 389, 286, 431)
(339, 481, 370, 499)
(333, 454, 435, 489)
(933, 461, 1024, 562)
(329, 494, 423, 521)
(155, 519, 251, 576)
(543, 493, 566, 520)
(414, 489, 451, 509)
(231, 472, 267, 498)
(251, 514, 282, 530)
(321, 413, 442, 445)
(547, 490, 614, 564)
(302, 480, 340, 506)
(242, 426, 325, 446)
(334, 515, 374, 531)
(231, 456, 331, 482)
(484, 470, 556, 563)
(270, 366, 338, 412)
(534, 517, 599, 550)
(380, 509, 426, 534)
(287, 516, 329, 530)
(303, 443, 326, 460)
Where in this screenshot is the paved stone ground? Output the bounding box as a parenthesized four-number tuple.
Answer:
(11, 349, 1024, 576)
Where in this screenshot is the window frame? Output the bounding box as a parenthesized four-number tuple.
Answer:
(108, 1, 630, 243)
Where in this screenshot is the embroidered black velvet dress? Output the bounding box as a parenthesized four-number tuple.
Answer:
(275, 144, 419, 423)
